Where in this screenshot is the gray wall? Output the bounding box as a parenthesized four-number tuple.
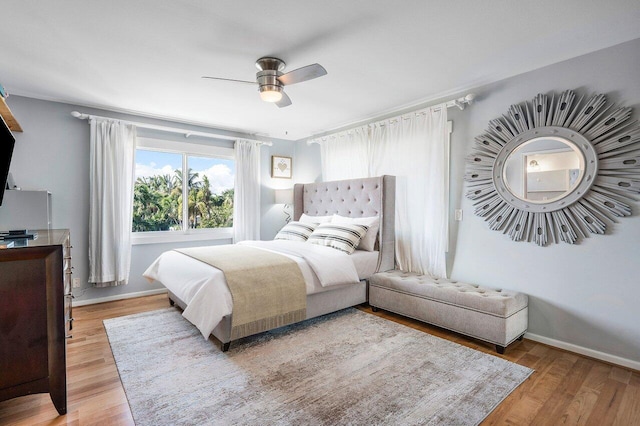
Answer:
(5, 38, 638, 364)
(3, 96, 294, 302)
(294, 140, 322, 184)
(261, 139, 322, 238)
(295, 39, 640, 364)
(447, 38, 640, 364)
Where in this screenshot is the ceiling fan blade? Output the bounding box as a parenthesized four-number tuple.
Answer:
(277, 63, 327, 86)
(201, 76, 257, 85)
(276, 91, 292, 108)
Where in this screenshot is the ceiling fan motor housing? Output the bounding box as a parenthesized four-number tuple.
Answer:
(256, 70, 283, 94)
(256, 57, 286, 94)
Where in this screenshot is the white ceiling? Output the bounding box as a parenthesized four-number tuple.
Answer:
(2, 1, 640, 141)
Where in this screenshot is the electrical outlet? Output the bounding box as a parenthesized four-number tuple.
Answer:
(455, 209, 463, 221)
(72, 278, 81, 288)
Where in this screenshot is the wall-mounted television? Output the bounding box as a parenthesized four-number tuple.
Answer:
(0, 115, 16, 206)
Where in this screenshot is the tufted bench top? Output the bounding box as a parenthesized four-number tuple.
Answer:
(370, 270, 527, 318)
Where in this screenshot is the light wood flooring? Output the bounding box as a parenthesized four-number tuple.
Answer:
(0, 294, 638, 425)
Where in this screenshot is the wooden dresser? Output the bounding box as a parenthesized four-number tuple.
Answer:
(0, 229, 72, 415)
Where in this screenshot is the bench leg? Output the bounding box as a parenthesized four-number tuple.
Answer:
(222, 342, 231, 352)
(496, 345, 506, 354)
(371, 306, 379, 312)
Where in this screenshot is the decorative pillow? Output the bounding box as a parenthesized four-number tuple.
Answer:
(299, 213, 333, 225)
(307, 223, 369, 254)
(274, 222, 317, 242)
(331, 214, 380, 252)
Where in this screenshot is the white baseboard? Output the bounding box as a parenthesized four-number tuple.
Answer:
(525, 332, 640, 372)
(72, 288, 168, 307)
(70, 290, 639, 371)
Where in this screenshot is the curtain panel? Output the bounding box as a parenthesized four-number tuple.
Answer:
(320, 127, 370, 181)
(233, 139, 261, 242)
(89, 118, 136, 287)
(318, 107, 449, 277)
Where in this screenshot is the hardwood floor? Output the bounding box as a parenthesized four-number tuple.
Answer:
(0, 295, 167, 426)
(361, 307, 640, 426)
(0, 294, 638, 425)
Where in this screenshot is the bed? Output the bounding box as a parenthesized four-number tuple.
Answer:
(144, 175, 396, 350)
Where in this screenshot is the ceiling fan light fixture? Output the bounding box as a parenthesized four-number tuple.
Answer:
(259, 85, 283, 103)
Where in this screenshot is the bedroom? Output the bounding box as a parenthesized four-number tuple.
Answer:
(1, 0, 639, 424)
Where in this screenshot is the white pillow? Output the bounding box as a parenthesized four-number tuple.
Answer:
(331, 214, 380, 252)
(299, 213, 333, 225)
(307, 223, 368, 254)
(274, 221, 317, 242)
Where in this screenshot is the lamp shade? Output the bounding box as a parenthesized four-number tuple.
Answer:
(274, 189, 294, 204)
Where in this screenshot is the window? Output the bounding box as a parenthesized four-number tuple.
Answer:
(132, 138, 235, 244)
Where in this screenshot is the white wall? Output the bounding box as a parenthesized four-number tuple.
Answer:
(3, 96, 294, 302)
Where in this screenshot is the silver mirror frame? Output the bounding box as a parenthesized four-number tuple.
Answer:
(465, 90, 640, 246)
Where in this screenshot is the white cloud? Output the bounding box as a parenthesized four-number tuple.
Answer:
(136, 163, 176, 179)
(195, 164, 234, 195)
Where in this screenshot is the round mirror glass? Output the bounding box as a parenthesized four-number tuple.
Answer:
(503, 136, 585, 204)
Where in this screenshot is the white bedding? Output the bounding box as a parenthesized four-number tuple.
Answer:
(143, 240, 374, 339)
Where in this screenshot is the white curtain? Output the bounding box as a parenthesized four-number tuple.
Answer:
(370, 108, 448, 277)
(319, 107, 449, 277)
(89, 118, 136, 287)
(320, 127, 370, 181)
(233, 139, 261, 242)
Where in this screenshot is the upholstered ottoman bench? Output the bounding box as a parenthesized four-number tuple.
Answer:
(369, 270, 528, 354)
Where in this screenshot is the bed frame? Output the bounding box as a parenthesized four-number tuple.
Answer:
(169, 175, 396, 351)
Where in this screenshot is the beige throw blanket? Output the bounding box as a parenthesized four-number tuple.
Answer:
(175, 245, 306, 340)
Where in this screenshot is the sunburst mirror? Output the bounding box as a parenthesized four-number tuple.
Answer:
(465, 89, 640, 246)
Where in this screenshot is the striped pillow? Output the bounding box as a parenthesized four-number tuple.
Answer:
(307, 223, 369, 254)
(331, 214, 380, 252)
(274, 221, 317, 242)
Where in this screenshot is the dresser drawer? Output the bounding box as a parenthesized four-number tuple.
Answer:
(64, 270, 73, 295)
(64, 235, 73, 333)
(64, 294, 73, 334)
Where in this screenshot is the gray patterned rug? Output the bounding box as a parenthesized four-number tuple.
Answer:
(104, 308, 532, 426)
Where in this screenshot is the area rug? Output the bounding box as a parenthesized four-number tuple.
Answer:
(104, 308, 533, 425)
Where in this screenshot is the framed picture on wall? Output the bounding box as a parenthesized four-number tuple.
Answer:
(272, 156, 292, 179)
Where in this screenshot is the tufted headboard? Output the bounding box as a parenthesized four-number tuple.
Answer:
(293, 175, 396, 272)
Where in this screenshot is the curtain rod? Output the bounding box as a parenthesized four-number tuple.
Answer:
(70, 111, 273, 146)
(306, 93, 475, 145)
(442, 93, 476, 111)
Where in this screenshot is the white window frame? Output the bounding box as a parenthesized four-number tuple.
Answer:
(132, 137, 235, 245)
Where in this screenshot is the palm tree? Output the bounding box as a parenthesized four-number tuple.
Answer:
(133, 166, 234, 231)
(174, 168, 202, 190)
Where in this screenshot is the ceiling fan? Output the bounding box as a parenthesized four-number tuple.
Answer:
(202, 57, 327, 108)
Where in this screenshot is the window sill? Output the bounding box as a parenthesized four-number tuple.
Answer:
(131, 228, 233, 245)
